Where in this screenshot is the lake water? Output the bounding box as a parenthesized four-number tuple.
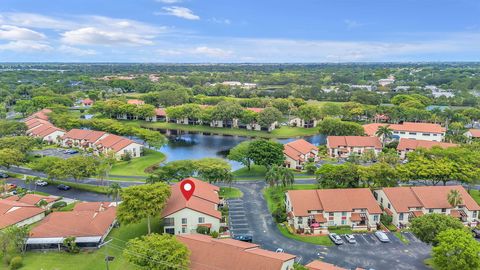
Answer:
(155, 130, 326, 170)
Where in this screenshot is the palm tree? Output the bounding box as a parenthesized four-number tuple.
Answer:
(107, 183, 122, 206)
(375, 125, 393, 147)
(278, 167, 295, 187)
(447, 189, 463, 208)
(265, 165, 279, 187)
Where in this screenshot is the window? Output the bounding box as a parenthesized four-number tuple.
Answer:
(380, 198, 383, 204)
(298, 217, 303, 224)
(387, 203, 391, 209)
(433, 134, 438, 136)
(182, 218, 187, 225)
(422, 133, 430, 136)
(163, 218, 174, 226)
(181, 227, 187, 233)
(399, 213, 404, 220)
(329, 212, 334, 217)
(474, 211, 478, 218)
(400, 131, 405, 134)
(373, 215, 379, 221)
(198, 217, 205, 224)
(373, 191, 378, 200)
(341, 220, 346, 225)
(342, 212, 347, 216)
(409, 132, 417, 135)
(441, 208, 446, 213)
(429, 209, 434, 213)
(165, 228, 175, 235)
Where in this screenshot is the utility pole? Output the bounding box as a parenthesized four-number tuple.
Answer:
(98, 239, 114, 270)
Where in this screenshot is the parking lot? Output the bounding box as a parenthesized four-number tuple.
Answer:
(227, 198, 253, 237)
(31, 148, 80, 159)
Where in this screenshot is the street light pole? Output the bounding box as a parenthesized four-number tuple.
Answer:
(98, 239, 113, 270)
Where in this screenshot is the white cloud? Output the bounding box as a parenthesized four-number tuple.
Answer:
(0, 13, 76, 30)
(210, 18, 231, 25)
(156, 0, 182, 3)
(157, 46, 233, 58)
(61, 27, 155, 46)
(58, 45, 96, 56)
(0, 40, 51, 52)
(158, 6, 200, 20)
(0, 25, 46, 41)
(192, 46, 233, 58)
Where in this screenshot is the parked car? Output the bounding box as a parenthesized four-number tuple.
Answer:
(64, 149, 78, 154)
(472, 228, 480, 238)
(329, 233, 344, 245)
(375, 231, 390, 243)
(344, 234, 356, 244)
(275, 248, 284, 253)
(35, 180, 48, 187)
(233, 235, 253, 243)
(6, 183, 17, 190)
(0, 172, 9, 178)
(57, 184, 71, 191)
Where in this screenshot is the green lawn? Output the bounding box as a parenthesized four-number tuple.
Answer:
(110, 149, 166, 177)
(233, 165, 268, 179)
(470, 190, 480, 205)
(393, 231, 410, 244)
(219, 187, 243, 199)
(276, 223, 333, 246)
(138, 121, 319, 139)
(20, 219, 161, 270)
(263, 184, 317, 213)
(57, 202, 77, 212)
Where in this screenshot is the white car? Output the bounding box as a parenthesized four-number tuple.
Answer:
(275, 248, 284, 253)
(344, 234, 356, 244)
(329, 233, 344, 245)
(374, 231, 390, 243)
(35, 180, 48, 187)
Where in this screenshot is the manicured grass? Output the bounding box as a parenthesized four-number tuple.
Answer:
(276, 223, 333, 246)
(233, 165, 267, 179)
(393, 231, 410, 244)
(21, 219, 161, 270)
(384, 223, 398, 232)
(328, 226, 354, 235)
(219, 187, 243, 199)
(57, 202, 77, 212)
(139, 121, 319, 139)
(110, 149, 166, 177)
(263, 184, 317, 213)
(470, 190, 480, 205)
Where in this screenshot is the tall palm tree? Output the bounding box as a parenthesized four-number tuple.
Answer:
(265, 165, 279, 187)
(447, 189, 463, 208)
(107, 183, 122, 206)
(375, 125, 393, 147)
(278, 167, 295, 187)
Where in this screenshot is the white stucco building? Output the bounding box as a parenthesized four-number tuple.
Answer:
(326, 136, 382, 158)
(363, 122, 446, 142)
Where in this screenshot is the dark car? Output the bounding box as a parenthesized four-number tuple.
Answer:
(473, 228, 480, 238)
(233, 235, 253, 243)
(64, 149, 79, 154)
(0, 172, 9, 178)
(57, 184, 71, 190)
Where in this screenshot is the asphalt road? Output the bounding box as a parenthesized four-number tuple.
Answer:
(229, 181, 432, 270)
(7, 178, 110, 202)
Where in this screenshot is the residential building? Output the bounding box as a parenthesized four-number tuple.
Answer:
(283, 139, 319, 169)
(350, 85, 374, 91)
(145, 108, 167, 122)
(4, 194, 60, 209)
(27, 202, 117, 249)
(127, 99, 145, 105)
(161, 178, 222, 235)
(61, 129, 108, 149)
(464, 129, 480, 140)
(363, 122, 446, 142)
(306, 260, 363, 270)
(326, 136, 382, 158)
(81, 98, 93, 107)
(177, 234, 296, 270)
(396, 138, 458, 159)
(24, 109, 65, 143)
(286, 188, 382, 234)
(0, 199, 46, 229)
(374, 186, 480, 228)
(95, 134, 143, 159)
(289, 117, 319, 128)
(222, 81, 242, 87)
(378, 76, 395, 87)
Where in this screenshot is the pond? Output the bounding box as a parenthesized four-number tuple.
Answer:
(154, 129, 326, 170)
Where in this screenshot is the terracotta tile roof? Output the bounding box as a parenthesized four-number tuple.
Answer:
(327, 136, 382, 148)
(450, 209, 462, 218)
(29, 205, 116, 238)
(25, 118, 50, 130)
(411, 210, 424, 218)
(73, 202, 116, 212)
(0, 199, 45, 229)
(245, 107, 264, 113)
(82, 98, 93, 105)
(161, 178, 221, 219)
(62, 129, 94, 140)
(155, 108, 166, 116)
(383, 207, 393, 216)
(314, 214, 327, 223)
(397, 138, 457, 151)
(350, 212, 363, 222)
(5, 194, 59, 205)
(382, 186, 480, 212)
(284, 139, 317, 161)
(96, 134, 138, 153)
(177, 234, 296, 270)
(127, 99, 145, 105)
(363, 122, 445, 136)
(26, 109, 52, 121)
(468, 129, 480, 138)
(287, 188, 382, 217)
(306, 260, 347, 270)
(29, 124, 63, 137)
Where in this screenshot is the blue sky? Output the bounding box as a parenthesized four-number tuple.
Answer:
(0, 0, 479, 62)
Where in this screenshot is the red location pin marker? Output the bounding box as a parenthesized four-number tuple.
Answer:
(180, 179, 195, 201)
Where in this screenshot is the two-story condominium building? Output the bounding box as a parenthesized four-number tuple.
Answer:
(283, 139, 319, 169)
(61, 129, 108, 149)
(161, 178, 222, 235)
(374, 186, 480, 228)
(285, 188, 382, 234)
(326, 136, 382, 158)
(363, 122, 446, 142)
(177, 234, 296, 270)
(464, 129, 480, 141)
(24, 109, 65, 144)
(396, 138, 458, 159)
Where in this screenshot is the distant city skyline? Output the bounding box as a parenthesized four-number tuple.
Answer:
(0, 0, 479, 62)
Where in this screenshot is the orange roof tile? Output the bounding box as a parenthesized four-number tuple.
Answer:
(327, 136, 382, 148)
(5, 194, 59, 205)
(397, 138, 457, 151)
(468, 129, 480, 138)
(287, 188, 382, 217)
(245, 107, 264, 113)
(363, 122, 445, 136)
(306, 260, 347, 270)
(350, 212, 363, 222)
(382, 186, 480, 212)
(177, 234, 296, 270)
(162, 178, 221, 219)
(127, 99, 145, 105)
(96, 134, 138, 153)
(284, 139, 317, 161)
(0, 200, 45, 229)
(155, 108, 166, 116)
